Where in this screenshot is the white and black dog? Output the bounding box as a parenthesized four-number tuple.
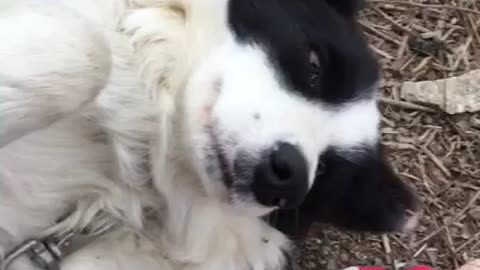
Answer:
(0, 0, 418, 269)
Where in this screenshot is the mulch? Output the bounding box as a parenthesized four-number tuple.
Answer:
(299, 0, 480, 269)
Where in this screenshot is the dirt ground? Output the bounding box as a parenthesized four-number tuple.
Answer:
(298, 1, 480, 269)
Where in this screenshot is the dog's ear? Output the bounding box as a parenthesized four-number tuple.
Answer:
(324, 0, 365, 18)
(296, 145, 418, 234)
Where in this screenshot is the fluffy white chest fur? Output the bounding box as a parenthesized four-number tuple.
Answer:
(0, 0, 419, 269)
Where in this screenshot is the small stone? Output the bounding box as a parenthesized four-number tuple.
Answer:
(468, 207, 480, 221)
(340, 253, 349, 263)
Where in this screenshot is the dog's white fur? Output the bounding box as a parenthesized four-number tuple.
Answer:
(0, 1, 293, 269)
(0, 1, 383, 269)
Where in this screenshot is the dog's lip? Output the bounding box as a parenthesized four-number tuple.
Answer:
(207, 125, 234, 187)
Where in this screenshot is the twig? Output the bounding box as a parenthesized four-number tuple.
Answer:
(422, 146, 452, 178)
(454, 232, 480, 253)
(422, 129, 438, 148)
(445, 116, 468, 140)
(368, 0, 480, 15)
(381, 116, 395, 127)
(380, 98, 437, 112)
(372, 7, 416, 35)
(412, 57, 432, 74)
(370, 45, 395, 59)
(413, 244, 428, 258)
(383, 234, 392, 254)
(469, 15, 480, 48)
(397, 35, 410, 58)
(414, 190, 480, 247)
(390, 235, 410, 251)
(418, 155, 435, 196)
(360, 21, 402, 45)
(455, 182, 480, 191)
(382, 234, 395, 269)
(443, 219, 459, 269)
(468, 238, 480, 253)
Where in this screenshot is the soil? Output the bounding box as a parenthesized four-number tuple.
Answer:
(298, 1, 480, 269)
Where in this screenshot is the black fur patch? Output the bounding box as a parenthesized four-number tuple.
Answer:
(228, 0, 379, 104)
(227, 0, 417, 237)
(325, 0, 366, 18)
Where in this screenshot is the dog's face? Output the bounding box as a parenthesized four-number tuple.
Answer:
(182, 0, 417, 235)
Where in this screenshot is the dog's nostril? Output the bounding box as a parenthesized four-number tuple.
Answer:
(268, 143, 304, 183)
(272, 197, 287, 208)
(270, 150, 293, 181)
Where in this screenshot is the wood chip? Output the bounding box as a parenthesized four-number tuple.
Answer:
(401, 69, 480, 114)
(468, 208, 480, 221)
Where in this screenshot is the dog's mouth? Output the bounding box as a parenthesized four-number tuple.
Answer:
(207, 125, 235, 188)
(205, 125, 285, 218)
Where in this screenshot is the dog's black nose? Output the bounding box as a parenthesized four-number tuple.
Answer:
(251, 143, 309, 209)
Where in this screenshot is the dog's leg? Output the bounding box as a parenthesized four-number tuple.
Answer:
(0, 0, 111, 147)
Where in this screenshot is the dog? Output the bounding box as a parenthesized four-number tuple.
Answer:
(0, 0, 419, 269)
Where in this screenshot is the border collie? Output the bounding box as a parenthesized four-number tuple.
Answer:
(0, 0, 418, 269)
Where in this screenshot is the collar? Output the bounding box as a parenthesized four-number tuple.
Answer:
(2, 231, 76, 270)
(3, 211, 308, 270)
(2, 224, 117, 270)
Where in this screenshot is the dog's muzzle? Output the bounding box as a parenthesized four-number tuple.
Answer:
(248, 143, 309, 209)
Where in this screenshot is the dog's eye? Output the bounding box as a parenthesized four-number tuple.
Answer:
(309, 51, 321, 88)
(315, 159, 326, 177)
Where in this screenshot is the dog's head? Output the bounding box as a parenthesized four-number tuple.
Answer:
(180, 0, 418, 236)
